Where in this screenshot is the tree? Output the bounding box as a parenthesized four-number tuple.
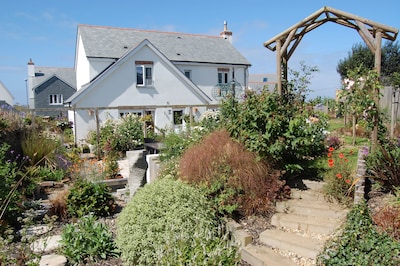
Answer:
(337, 41, 400, 82)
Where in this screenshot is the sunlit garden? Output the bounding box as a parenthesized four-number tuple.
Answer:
(1, 59, 400, 265)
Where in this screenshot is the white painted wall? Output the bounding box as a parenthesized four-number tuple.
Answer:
(75, 36, 90, 91)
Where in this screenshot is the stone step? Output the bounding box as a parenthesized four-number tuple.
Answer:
(271, 212, 339, 235)
(276, 199, 349, 219)
(302, 180, 325, 191)
(259, 229, 324, 259)
(291, 189, 326, 201)
(241, 244, 297, 266)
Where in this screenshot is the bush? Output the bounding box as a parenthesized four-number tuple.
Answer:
(366, 140, 400, 191)
(115, 178, 239, 265)
(88, 114, 144, 155)
(66, 179, 115, 218)
(179, 129, 286, 217)
(318, 201, 400, 265)
(221, 89, 328, 179)
(60, 214, 119, 264)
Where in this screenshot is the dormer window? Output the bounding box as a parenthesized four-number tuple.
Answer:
(136, 61, 153, 87)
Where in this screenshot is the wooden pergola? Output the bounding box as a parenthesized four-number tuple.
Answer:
(264, 6, 398, 147)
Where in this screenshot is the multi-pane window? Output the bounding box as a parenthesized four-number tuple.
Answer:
(136, 61, 153, 86)
(173, 110, 183, 125)
(49, 94, 63, 105)
(218, 68, 229, 84)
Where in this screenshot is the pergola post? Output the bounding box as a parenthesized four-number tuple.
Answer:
(371, 30, 383, 150)
(276, 39, 282, 96)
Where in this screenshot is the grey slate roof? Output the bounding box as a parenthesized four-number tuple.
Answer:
(78, 25, 251, 66)
(33, 67, 76, 89)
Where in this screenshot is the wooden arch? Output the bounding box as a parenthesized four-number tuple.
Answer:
(264, 6, 398, 95)
(264, 6, 398, 148)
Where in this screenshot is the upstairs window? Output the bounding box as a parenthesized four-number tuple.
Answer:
(49, 94, 63, 105)
(218, 68, 229, 84)
(136, 61, 153, 87)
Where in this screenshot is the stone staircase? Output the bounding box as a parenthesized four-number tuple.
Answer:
(240, 180, 349, 266)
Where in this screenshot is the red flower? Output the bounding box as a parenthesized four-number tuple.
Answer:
(328, 158, 334, 167)
(327, 153, 332, 157)
(345, 179, 351, 184)
(339, 153, 344, 159)
(328, 147, 334, 152)
(336, 173, 342, 179)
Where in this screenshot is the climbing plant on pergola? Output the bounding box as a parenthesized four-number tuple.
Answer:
(264, 6, 398, 148)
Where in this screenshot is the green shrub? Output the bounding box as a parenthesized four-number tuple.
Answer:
(66, 179, 115, 218)
(115, 178, 239, 265)
(318, 201, 400, 265)
(88, 114, 144, 154)
(28, 165, 65, 182)
(366, 140, 400, 191)
(221, 89, 328, 179)
(60, 214, 119, 264)
(0, 143, 22, 231)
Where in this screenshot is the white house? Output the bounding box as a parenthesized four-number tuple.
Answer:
(65, 22, 251, 145)
(0, 81, 14, 106)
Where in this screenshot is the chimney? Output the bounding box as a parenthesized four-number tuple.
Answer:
(220, 21, 232, 44)
(27, 59, 35, 109)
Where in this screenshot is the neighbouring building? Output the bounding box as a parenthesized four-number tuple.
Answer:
(0, 81, 14, 106)
(26, 59, 76, 117)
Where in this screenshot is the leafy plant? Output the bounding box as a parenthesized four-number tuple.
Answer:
(60, 214, 119, 264)
(366, 140, 400, 191)
(21, 129, 59, 166)
(116, 177, 239, 265)
(66, 179, 115, 218)
(318, 201, 400, 265)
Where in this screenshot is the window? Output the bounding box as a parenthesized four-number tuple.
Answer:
(218, 68, 229, 84)
(49, 94, 63, 105)
(136, 61, 153, 87)
(173, 110, 183, 125)
(184, 70, 191, 80)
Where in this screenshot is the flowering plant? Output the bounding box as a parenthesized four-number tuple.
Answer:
(323, 146, 355, 205)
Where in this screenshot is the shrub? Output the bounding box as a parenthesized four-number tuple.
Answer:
(318, 201, 400, 265)
(179, 129, 285, 217)
(60, 214, 119, 264)
(221, 89, 328, 179)
(0, 143, 22, 231)
(88, 114, 144, 155)
(66, 179, 115, 218)
(323, 146, 357, 206)
(366, 140, 400, 191)
(115, 178, 239, 265)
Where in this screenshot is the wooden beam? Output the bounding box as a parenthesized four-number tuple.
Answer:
(276, 39, 282, 96)
(356, 20, 376, 52)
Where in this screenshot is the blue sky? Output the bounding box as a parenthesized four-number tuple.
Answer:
(0, 0, 399, 105)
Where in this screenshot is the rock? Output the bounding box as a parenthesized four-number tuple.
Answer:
(39, 254, 67, 266)
(31, 235, 62, 253)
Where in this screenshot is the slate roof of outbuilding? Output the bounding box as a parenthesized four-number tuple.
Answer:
(32, 67, 76, 89)
(78, 24, 251, 66)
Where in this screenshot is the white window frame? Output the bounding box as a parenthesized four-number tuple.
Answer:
(49, 94, 63, 105)
(136, 64, 153, 87)
(218, 69, 229, 84)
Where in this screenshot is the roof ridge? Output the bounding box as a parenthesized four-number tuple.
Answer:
(78, 24, 221, 39)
